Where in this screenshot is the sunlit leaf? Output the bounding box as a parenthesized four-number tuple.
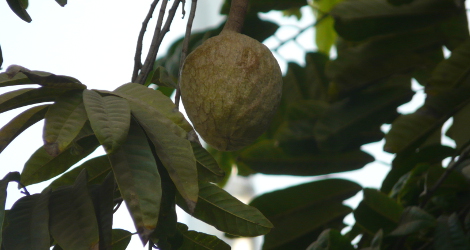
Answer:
(177, 223, 230, 250)
(307, 229, 354, 250)
(0, 87, 67, 114)
(130, 99, 198, 211)
(0, 104, 49, 154)
(390, 206, 436, 236)
(177, 182, 273, 237)
(6, 0, 31, 22)
(21, 135, 99, 186)
(49, 170, 99, 249)
(3, 188, 51, 250)
(83, 90, 130, 153)
(311, 0, 344, 54)
(43, 90, 88, 156)
(108, 119, 161, 244)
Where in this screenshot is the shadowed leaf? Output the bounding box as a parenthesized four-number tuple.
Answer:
(0, 172, 21, 246)
(177, 223, 230, 250)
(4, 65, 85, 89)
(111, 229, 133, 250)
(390, 206, 436, 236)
(0, 87, 67, 114)
(307, 229, 355, 250)
(191, 142, 225, 183)
(91, 173, 114, 249)
(434, 214, 470, 250)
(6, 0, 31, 22)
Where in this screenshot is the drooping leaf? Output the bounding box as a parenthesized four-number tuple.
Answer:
(390, 206, 436, 236)
(238, 140, 374, 176)
(250, 179, 361, 218)
(4, 65, 85, 89)
(177, 223, 230, 250)
(49, 170, 99, 250)
(191, 141, 225, 183)
(263, 203, 351, 250)
(113, 83, 193, 134)
(21, 135, 100, 186)
(111, 229, 133, 250)
(177, 182, 273, 237)
(48, 155, 111, 190)
(83, 89, 130, 153)
(3, 188, 51, 250)
(90, 172, 114, 249)
(0, 87, 67, 114)
(330, 0, 460, 41)
(43, 90, 88, 156)
(354, 188, 403, 234)
(0, 172, 21, 246)
(129, 99, 198, 211)
(0, 104, 49, 154)
(307, 229, 355, 250)
(6, 0, 31, 22)
(108, 119, 161, 244)
(434, 214, 470, 250)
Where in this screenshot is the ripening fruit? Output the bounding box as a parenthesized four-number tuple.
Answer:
(180, 30, 282, 151)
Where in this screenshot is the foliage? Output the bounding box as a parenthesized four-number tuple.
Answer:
(2, 0, 470, 249)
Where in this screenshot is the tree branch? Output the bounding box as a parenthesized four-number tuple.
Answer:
(132, 0, 160, 83)
(175, 0, 198, 109)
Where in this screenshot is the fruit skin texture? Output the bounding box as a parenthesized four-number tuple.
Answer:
(180, 30, 283, 151)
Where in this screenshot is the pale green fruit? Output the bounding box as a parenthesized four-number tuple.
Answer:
(180, 30, 283, 151)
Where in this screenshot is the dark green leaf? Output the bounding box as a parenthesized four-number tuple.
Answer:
(48, 155, 111, 190)
(434, 214, 470, 250)
(354, 188, 403, 234)
(390, 206, 436, 236)
(369, 229, 383, 250)
(438, 9, 469, 51)
(129, 98, 198, 211)
(307, 229, 355, 250)
(111, 229, 132, 250)
(21, 135, 100, 186)
(447, 103, 470, 149)
(177, 223, 230, 250)
(49, 170, 99, 249)
(250, 179, 361, 218)
(56, 0, 67, 7)
(43, 90, 88, 156)
(0, 172, 21, 246)
(108, 119, 161, 244)
(5, 65, 85, 89)
(191, 141, 225, 183)
(177, 182, 273, 237)
(3, 188, 51, 250)
(221, 0, 307, 14)
(238, 140, 374, 176)
(0, 104, 48, 154)
(91, 173, 114, 249)
(150, 66, 177, 88)
(0, 46, 3, 69)
(330, 0, 460, 41)
(6, 0, 31, 22)
(0, 87, 67, 114)
(83, 90, 130, 153)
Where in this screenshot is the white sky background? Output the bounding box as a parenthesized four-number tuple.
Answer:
(0, 0, 455, 249)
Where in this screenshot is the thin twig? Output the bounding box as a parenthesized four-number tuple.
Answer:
(132, 0, 160, 82)
(157, 0, 183, 45)
(175, 0, 198, 109)
(136, 0, 171, 84)
(18, 182, 30, 196)
(273, 14, 329, 52)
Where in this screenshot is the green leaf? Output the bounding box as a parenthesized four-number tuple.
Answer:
(446, 103, 470, 149)
(129, 99, 198, 211)
(6, 0, 31, 22)
(177, 182, 273, 237)
(307, 229, 355, 250)
(56, 0, 67, 7)
(354, 188, 403, 234)
(43, 90, 88, 156)
(4, 65, 85, 89)
(3, 188, 51, 250)
(191, 141, 225, 183)
(49, 170, 99, 250)
(83, 89, 130, 153)
(108, 119, 161, 244)
(238, 140, 374, 176)
(250, 179, 361, 218)
(21, 135, 100, 186)
(330, 0, 460, 41)
(311, 0, 344, 54)
(150, 66, 177, 88)
(0, 172, 21, 246)
(390, 206, 436, 236)
(177, 223, 230, 250)
(0, 104, 49, 154)
(369, 229, 383, 250)
(113, 83, 193, 134)
(111, 229, 133, 250)
(0, 87, 67, 114)
(263, 203, 351, 250)
(434, 214, 470, 250)
(48, 155, 111, 190)
(90, 173, 114, 249)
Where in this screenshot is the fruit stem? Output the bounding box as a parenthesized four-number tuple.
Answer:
(222, 0, 248, 33)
